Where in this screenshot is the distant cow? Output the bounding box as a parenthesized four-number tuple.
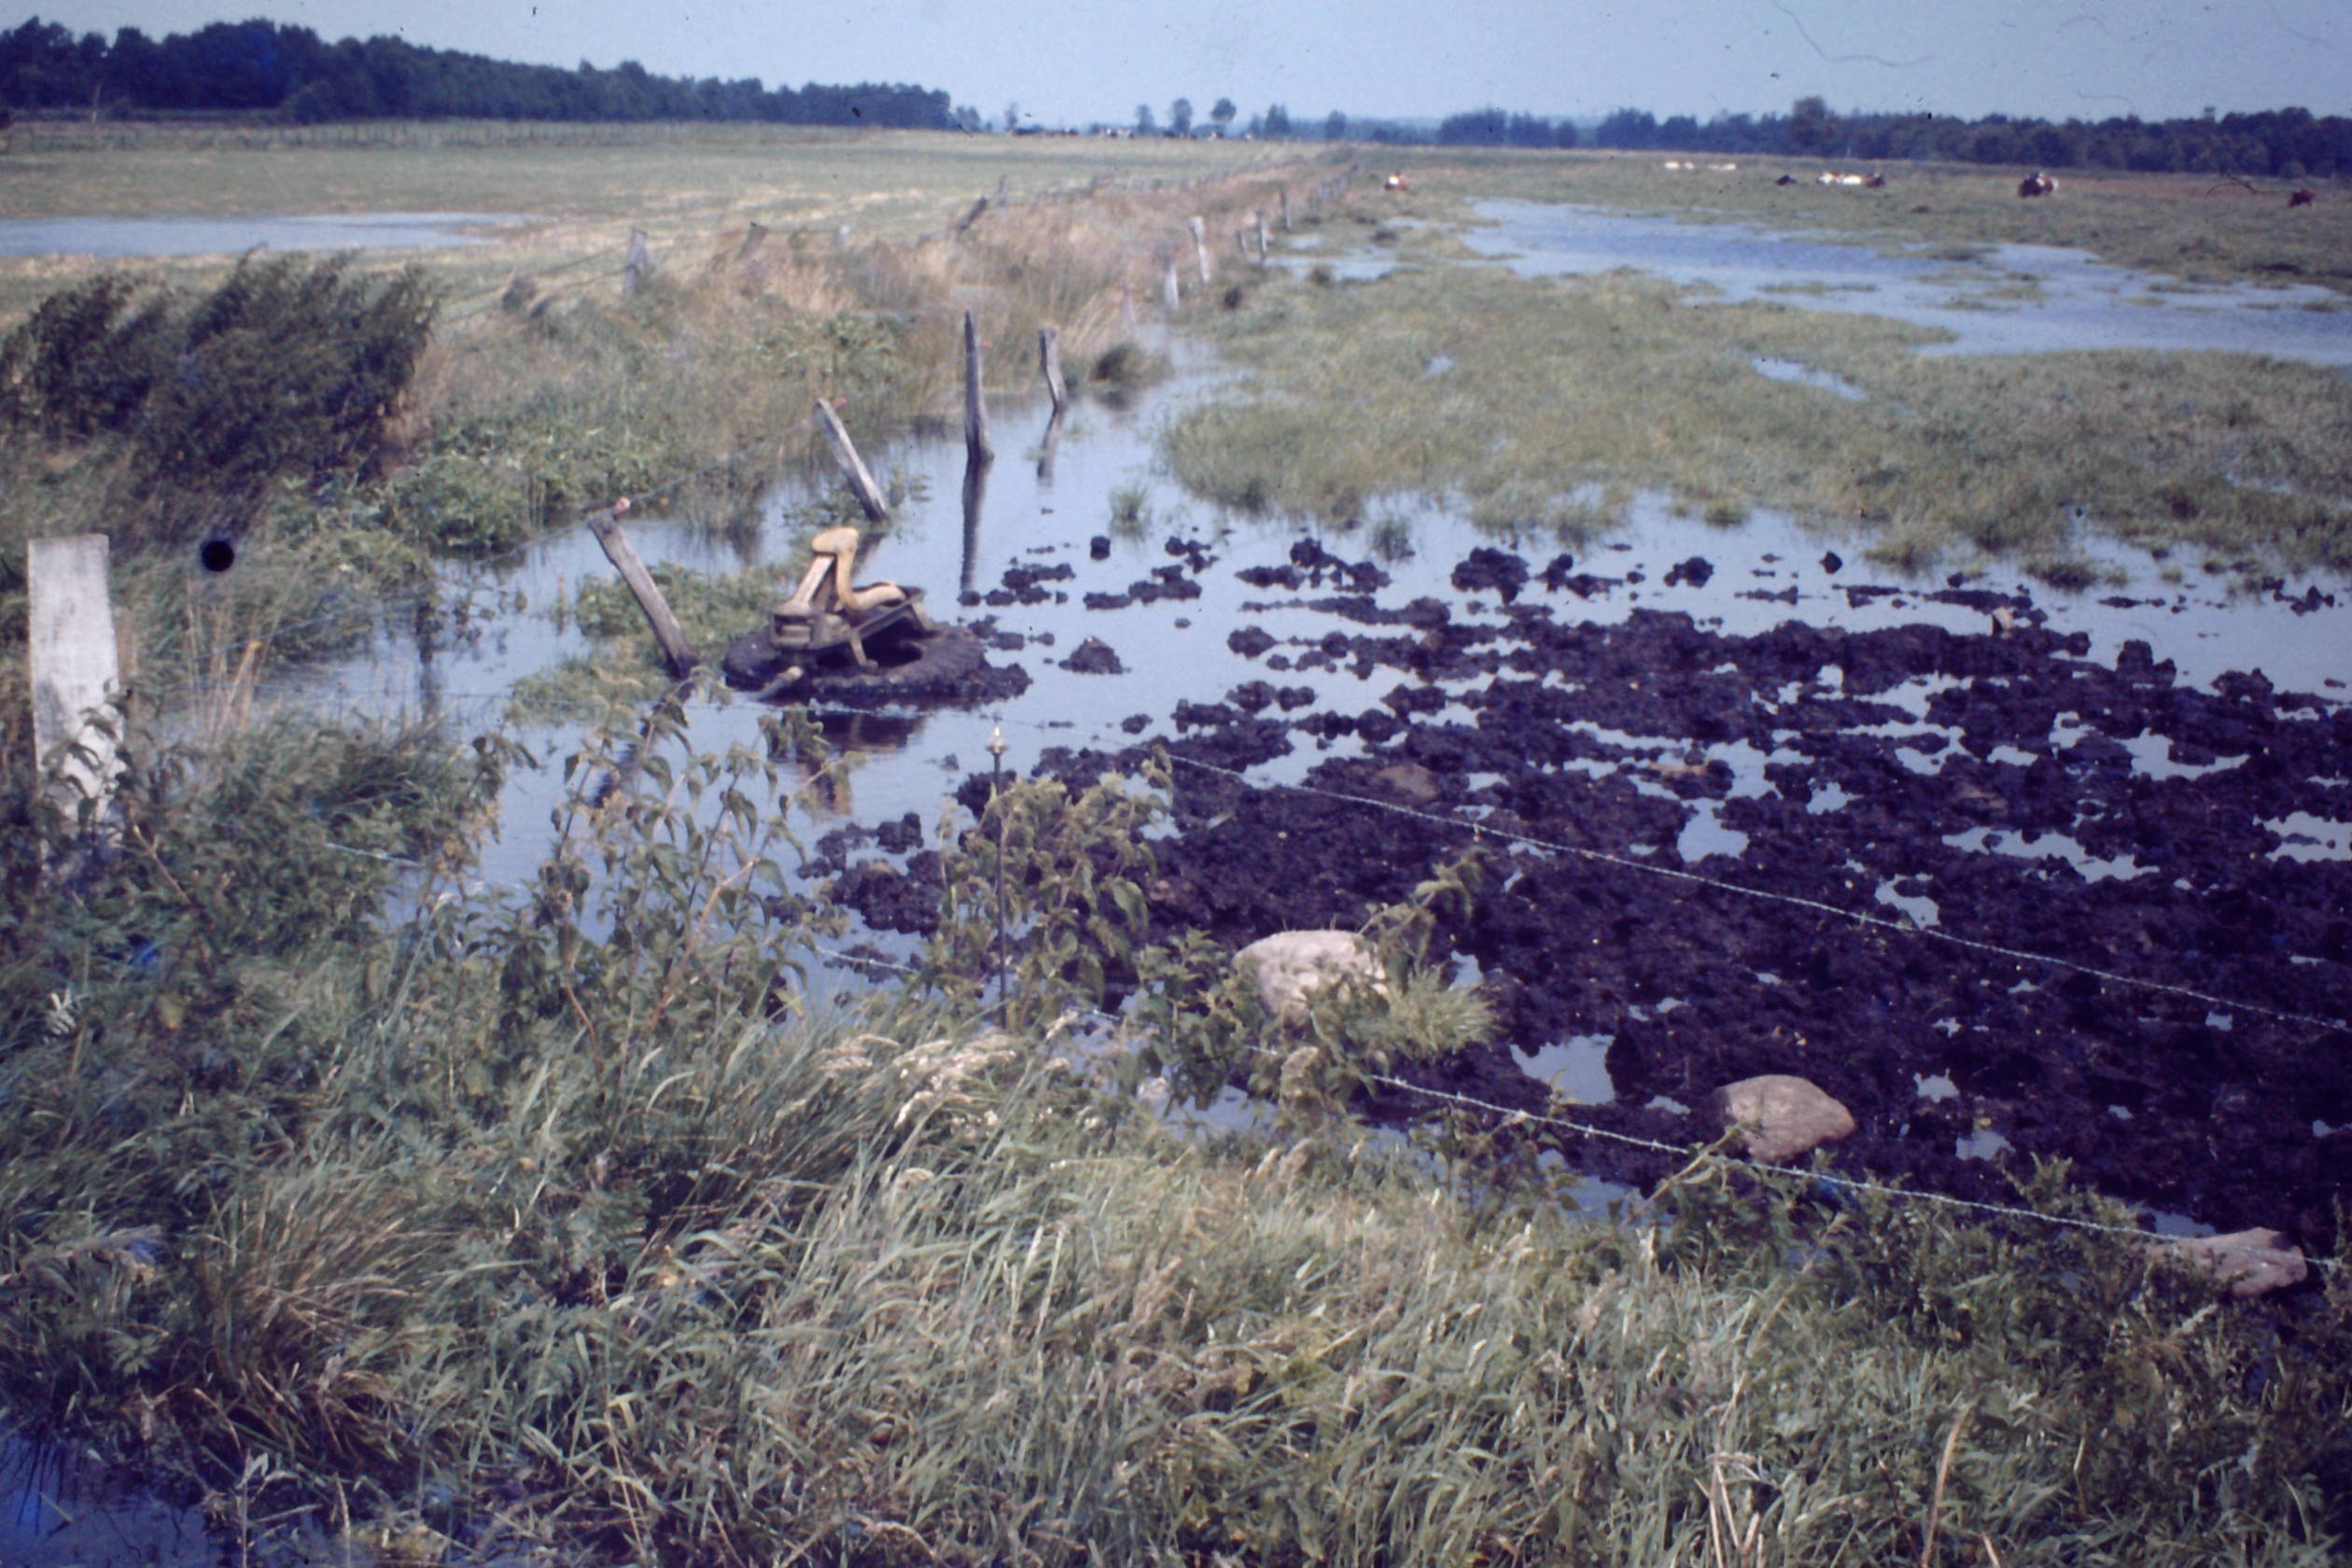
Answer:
(1862, 174, 1887, 188)
(2018, 172, 2058, 198)
(1382, 171, 1409, 193)
(2289, 188, 2316, 207)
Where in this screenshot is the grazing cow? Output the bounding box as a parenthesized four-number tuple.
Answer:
(1382, 171, 1409, 192)
(2289, 188, 2317, 207)
(1774, 174, 1799, 186)
(2018, 172, 2058, 198)
(1862, 173, 1887, 188)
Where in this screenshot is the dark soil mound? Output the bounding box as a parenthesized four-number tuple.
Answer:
(1009, 548, 2352, 1253)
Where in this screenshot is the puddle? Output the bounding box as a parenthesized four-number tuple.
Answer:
(1512, 1035, 1617, 1102)
(1, 1435, 216, 1567)
(1464, 201, 2352, 365)
(1750, 356, 1867, 399)
(0, 213, 532, 259)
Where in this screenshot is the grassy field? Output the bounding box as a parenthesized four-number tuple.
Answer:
(0, 126, 1298, 323)
(1164, 157, 2352, 581)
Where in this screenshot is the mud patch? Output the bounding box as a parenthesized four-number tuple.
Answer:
(998, 546, 2352, 1253)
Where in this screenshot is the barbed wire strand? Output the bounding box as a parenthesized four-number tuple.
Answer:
(791, 940, 2329, 1272)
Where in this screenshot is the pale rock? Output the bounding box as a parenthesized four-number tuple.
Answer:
(1237, 931, 1383, 1023)
(1710, 1074, 1856, 1163)
(2154, 1228, 2308, 1298)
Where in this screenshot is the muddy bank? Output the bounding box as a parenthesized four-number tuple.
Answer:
(846, 539, 2352, 1253)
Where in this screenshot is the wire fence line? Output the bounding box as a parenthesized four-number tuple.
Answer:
(255, 683, 2341, 1275)
(794, 941, 2331, 1273)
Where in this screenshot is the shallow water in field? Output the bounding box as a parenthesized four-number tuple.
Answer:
(0, 212, 530, 258)
(1463, 199, 2352, 365)
(248, 385, 2351, 915)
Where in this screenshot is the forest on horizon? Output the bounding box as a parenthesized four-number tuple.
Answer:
(3, 14, 2349, 179)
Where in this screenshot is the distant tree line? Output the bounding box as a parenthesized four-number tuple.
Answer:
(1591, 96, 2349, 180)
(1150, 88, 2346, 180)
(0, 15, 953, 129)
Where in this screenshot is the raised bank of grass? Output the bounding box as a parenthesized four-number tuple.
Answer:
(2, 710, 2347, 1565)
(1168, 217, 2352, 579)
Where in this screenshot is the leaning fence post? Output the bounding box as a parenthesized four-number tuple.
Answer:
(1038, 324, 1069, 415)
(963, 311, 994, 469)
(1188, 215, 1211, 283)
(623, 227, 657, 293)
(814, 399, 891, 522)
(28, 536, 124, 863)
(585, 502, 698, 679)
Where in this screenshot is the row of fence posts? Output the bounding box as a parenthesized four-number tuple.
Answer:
(25, 166, 1356, 884)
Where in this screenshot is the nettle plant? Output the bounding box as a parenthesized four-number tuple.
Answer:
(923, 768, 1496, 1125)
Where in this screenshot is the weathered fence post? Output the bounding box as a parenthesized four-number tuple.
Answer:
(735, 222, 769, 264)
(1039, 324, 1070, 415)
(1280, 189, 1292, 231)
(585, 503, 698, 679)
(814, 399, 891, 522)
(623, 228, 657, 294)
(954, 196, 988, 233)
(1255, 209, 1270, 264)
(963, 311, 994, 469)
(27, 534, 123, 861)
(1188, 215, 1211, 284)
(1163, 258, 1182, 314)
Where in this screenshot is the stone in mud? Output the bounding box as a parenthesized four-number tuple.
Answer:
(1709, 1074, 1857, 1163)
(1376, 763, 1442, 804)
(2153, 1228, 2308, 1298)
(1238, 931, 1385, 1023)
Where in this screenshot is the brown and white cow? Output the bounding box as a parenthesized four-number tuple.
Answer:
(1382, 171, 1410, 193)
(2018, 172, 2058, 198)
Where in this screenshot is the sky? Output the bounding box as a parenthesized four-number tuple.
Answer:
(26, 0, 2352, 129)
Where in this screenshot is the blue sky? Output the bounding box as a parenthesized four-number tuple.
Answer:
(27, 0, 2350, 128)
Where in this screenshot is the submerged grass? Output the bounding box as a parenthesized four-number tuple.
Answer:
(1165, 230, 2352, 573)
(0, 711, 2346, 1565)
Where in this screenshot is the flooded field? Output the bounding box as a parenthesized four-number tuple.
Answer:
(1463, 199, 2352, 364)
(180, 194, 2345, 1256)
(0, 213, 531, 258)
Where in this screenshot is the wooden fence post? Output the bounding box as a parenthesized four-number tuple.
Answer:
(1188, 216, 1211, 283)
(735, 222, 769, 264)
(814, 399, 891, 522)
(28, 534, 123, 856)
(585, 504, 698, 679)
(963, 311, 994, 469)
(1280, 189, 1292, 231)
(1163, 258, 1182, 314)
(1255, 209, 1270, 264)
(1039, 324, 1070, 415)
(623, 228, 657, 294)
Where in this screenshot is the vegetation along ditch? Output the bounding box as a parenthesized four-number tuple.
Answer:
(3, 136, 2350, 1564)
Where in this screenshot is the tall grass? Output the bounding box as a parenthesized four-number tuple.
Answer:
(1, 707, 2346, 1563)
